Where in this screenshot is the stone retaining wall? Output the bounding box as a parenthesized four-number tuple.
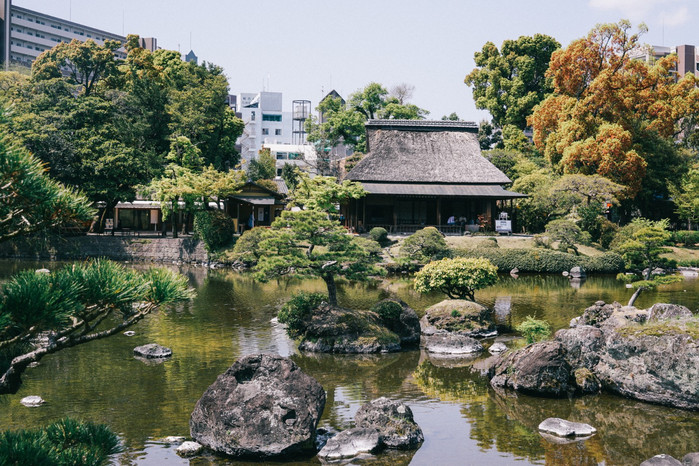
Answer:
(0, 235, 209, 263)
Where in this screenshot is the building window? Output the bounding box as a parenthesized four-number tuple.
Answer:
(289, 152, 301, 160)
(262, 128, 269, 135)
(262, 114, 282, 122)
(277, 168, 283, 176)
(276, 152, 287, 160)
(251, 111, 255, 121)
(275, 129, 282, 136)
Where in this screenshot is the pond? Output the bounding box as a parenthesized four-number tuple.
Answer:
(0, 260, 697, 465)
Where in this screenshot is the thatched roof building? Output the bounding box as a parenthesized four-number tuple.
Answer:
(344, 120, 525, 234)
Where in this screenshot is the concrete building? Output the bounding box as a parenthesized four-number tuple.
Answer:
(262, 143, 317, 177)
(630, 44, 699, 80)
(237, 91, 294, 163)
(0, 0, 156, 70)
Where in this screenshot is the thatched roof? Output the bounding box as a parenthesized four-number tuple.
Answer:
(346, 120, 511, 184)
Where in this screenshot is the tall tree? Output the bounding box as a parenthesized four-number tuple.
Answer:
(530, 21, 699, 204)
(465, 34, 560, 130)
(0, 128, 94, 243)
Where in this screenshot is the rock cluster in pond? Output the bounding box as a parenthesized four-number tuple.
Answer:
(133, 343, 172, 359)
(640, 453, 699, 466)
(190, 353, 325, 460)
(317, 397, 424, 460)
(20, 395, 45, 407)
(490, 301, 699, 410)
(296, 300, 420, 354)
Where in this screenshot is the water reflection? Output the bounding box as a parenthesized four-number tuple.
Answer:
(0, 260, 696, 465)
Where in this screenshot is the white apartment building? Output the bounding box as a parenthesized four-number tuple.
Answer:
(0, 0, 156, 69)
(237, 91, 294, 163)
(262, 143, 317, 177)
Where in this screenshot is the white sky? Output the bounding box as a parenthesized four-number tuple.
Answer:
(14, 0, 698, 122)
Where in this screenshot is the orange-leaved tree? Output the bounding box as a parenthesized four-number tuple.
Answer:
(529, 20, 699, 203)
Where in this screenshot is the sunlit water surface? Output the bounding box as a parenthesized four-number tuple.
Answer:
(0, 260, 697, 465)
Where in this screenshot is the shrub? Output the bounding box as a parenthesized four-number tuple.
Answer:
(599, 218, 618, 249)
(453, 247, 624, 274)
(414, 257, 498, 301)
(231, 227, 267, 266)
(369, 227, 390, 246)
(0, 418, 120, 465)
(609, 218, 669, 251)
(277, 291, 326, 337)
(516, 316, 551, 344)
(545, 219, 584, 254)
(451, 309, 461, 318)
(400, 227, 450, 263)
(671, 230, 699, 246)
(193, 209, 235, 251)
(678, 259, 699, 267)
(578, 201, 605, 242)
(372, 300, 403, 322)
(353, 236, 383, 259)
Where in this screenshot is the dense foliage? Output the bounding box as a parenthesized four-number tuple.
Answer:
(414, 257, 498, 301)
(371, 300, 403, 323)
(453, 247, 624, 274)
(400, 227, 451, 263)
(0, 418, 120, 465)
(277, 291, 326, 338)
(193, 209, 235, 251)
(369, 227, 391, 247)
(516, 316, 551, 344)
(0, 260, 193, 393)
(230, 227, 267, 266)
(0, 130, 94, 243)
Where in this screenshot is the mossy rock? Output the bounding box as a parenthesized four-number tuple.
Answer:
(421, 299, 496, 338)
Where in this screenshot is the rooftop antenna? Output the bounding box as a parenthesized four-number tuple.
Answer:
(189, 32, 192, 51)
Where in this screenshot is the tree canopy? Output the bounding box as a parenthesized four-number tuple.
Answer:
(414, 257, 498, 301)
(529, 21, 699, 205)
(465, 34, 561, 129)
(0, 128, 94, 243)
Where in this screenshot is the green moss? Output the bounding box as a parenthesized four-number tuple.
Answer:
(616, 320, 699, 340)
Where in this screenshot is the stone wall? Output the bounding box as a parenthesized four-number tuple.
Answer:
(0, 235, 209, 263)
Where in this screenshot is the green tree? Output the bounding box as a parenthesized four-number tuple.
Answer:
(253, 209, 383, 305)
(465, 34, 561, 129)
(478, 120, 503, 150)
(615, 220, 681, 306)
(281, 163, 300, 190)
(32, 39, 121, 96)
(441, 112, 460, 121)
(545, 218, 586, 254)
(247, 148, 276, 182)
(0, 260, 193, 394)
(290, 171, 366, 214)
(414, 257, 498, 301)
(669, 167, 699, 230)
(0, 131, 94, 243)
(400, 227, 451, 263)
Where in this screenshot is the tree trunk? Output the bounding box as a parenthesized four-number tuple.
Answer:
(628, 287, 643, 307)
(323, 274, 338, 306)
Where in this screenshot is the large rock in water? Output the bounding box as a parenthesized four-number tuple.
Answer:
(296, 302, 419, 353)
(421, 299, 496, 338)
(490, 340, 572, 397)
(317, 428, 383, 460)
(354, 398, 423, 450)
(189, 354, 326, 460)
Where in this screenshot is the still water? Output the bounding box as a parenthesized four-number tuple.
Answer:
(0, 260, 697, 465)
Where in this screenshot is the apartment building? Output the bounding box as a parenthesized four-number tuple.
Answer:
(630, 44, 699, 80)
(0, 0, 156, 70)
(237, 91, 294, 163)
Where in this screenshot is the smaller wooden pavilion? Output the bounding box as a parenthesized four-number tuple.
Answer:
(226, 181, 287, 233)
(344, 120, 525, 234)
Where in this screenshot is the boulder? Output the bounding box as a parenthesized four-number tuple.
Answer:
(133, 343, 172, 359)
(20, 395, 45, 407)
(424, 334, 483, 354)
(538, 417, 596, 437)
(490, 340, 572, 397)
(161, 436, 186, 444)
(176, 441, 203, 458)
(489, 342, 508, 354)
(640, 454, 682, 466)
(354, 398, 423, 450)
(420, 299, 496, 338)
(317, 428, 383, 460)
(648, 303, 694, 322)
(569, 266, 586, 278)
(190, 353, 326, 460)
(555, 326, 604, 370)
(683, 453, 699, 465)
(297, 304, 403, 353)
(572, 368, 601, 394)
(377, 300, 421, 346)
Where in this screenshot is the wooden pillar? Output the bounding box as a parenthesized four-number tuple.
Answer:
(392, 198, 397, 232)
(436, 198, 441, 227)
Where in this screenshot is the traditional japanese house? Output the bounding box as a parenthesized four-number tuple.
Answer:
(226, 180, 287, 233)
(344, 120, 526, 234)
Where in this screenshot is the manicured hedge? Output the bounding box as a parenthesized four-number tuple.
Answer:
(671, 230, 699, 246)
(193, 210, 235, 251)
(452, 247, 624, 274)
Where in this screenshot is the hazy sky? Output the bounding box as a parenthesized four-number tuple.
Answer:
(14, 0, 699, 122)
